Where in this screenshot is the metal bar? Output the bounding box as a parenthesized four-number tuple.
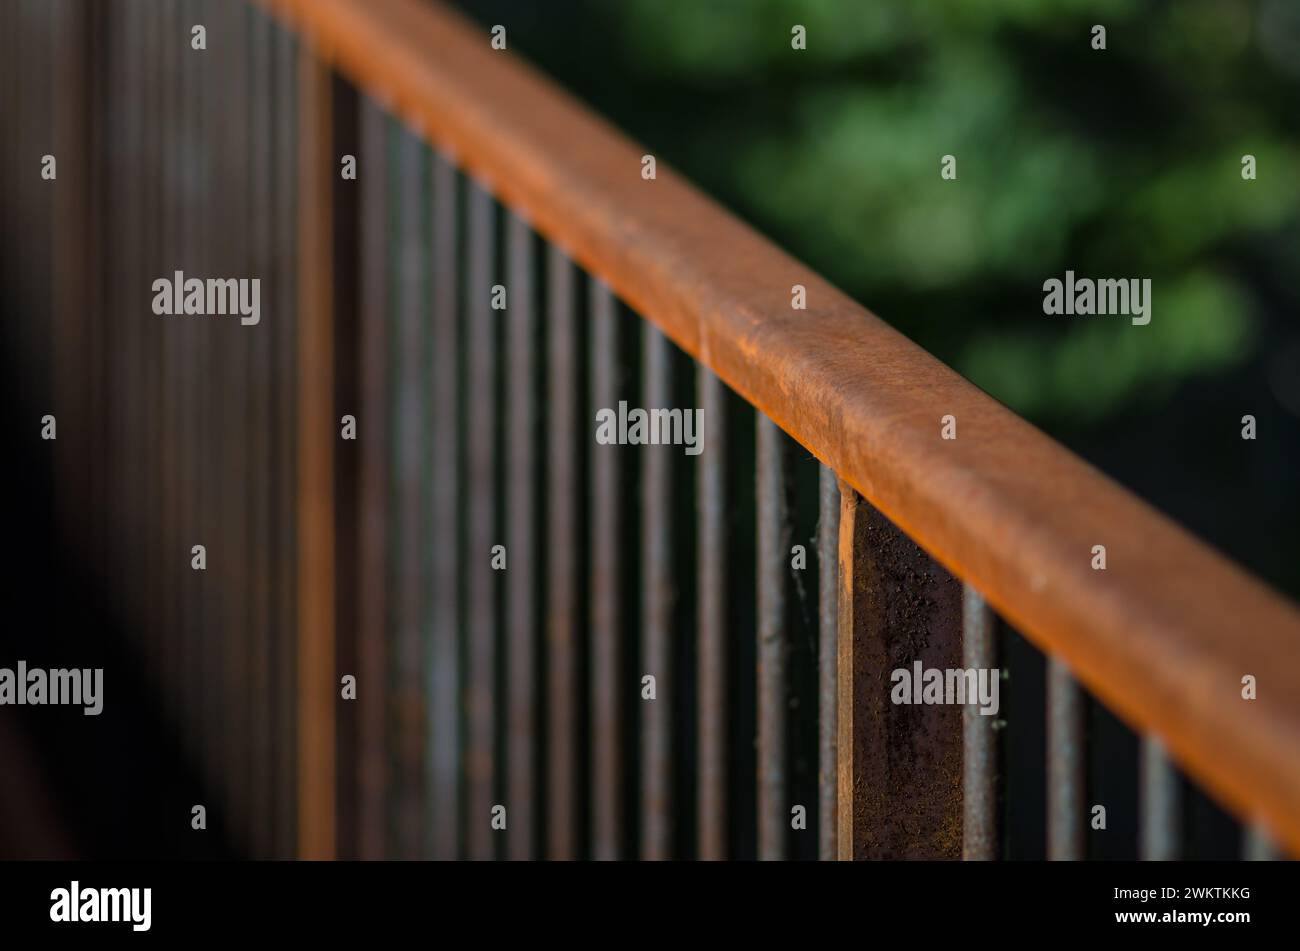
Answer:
(1243, 823, 1283, 861)
(1140, 737, 1181, 861)
(757, 414, 791, 861)
(393, 121, 426, 857)
(1047, 658, 1085, 861)
(546, 244, 578, 861)
(356, 97, 389, 861)
(465, 180, 498, 862)
(248, 0, 1300, 855)
(641, 324, 673, 860)
(962, 585, 998, 860)
(295, 42, 338, 861)
(816, 464, 837, 861)
(506, 211, 537, 860)
(836, 485, 963, 860)
(248, 0, 276, 861)
(697, 367, 727, 861)
(429, 150, 461, 861)
(589, 278, 623, 861)
(271, 18, 299, 862)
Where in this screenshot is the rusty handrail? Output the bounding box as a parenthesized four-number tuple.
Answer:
(254, 0, 1300, 852)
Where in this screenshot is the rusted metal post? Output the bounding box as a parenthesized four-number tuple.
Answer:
(836, 485, 963, 860)
(295, 42, 337, 861)
(546, 244, 578, 860)
(962, 585, 998, 860)
(697, 367, 727, 860)
(1047, 658, 1085, 860)
(817, 465, 838, 861)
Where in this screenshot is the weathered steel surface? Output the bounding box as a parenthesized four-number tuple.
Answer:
(817, 466, 838, 862)
(546, 245, 578, 860)
(757, 415, 792, 861)
(962, 585, 998, 860)
(1140, 737, 1181, 861)
(642, 325, 674, 860)
(356, 97, 389, 861)
(429, 151, 461, 860)
(837, 487, 963, 860)
(250, 0, 1300, 853)
(295, 46, 337, 861)
(697, 368, 727, 860)
(1047, 658, 1085, 861)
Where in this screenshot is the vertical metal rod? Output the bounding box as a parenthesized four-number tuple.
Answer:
(356, 98, 389, 861)
(295, 42, 337, 861)
(589, 279, 623, 860)
(505, 212, 537, 860)
(1140, 737, 1181, 861)
(272, 20, 300, 861)
(545, 245, 578, 861)
(962, 585, 998, 860)
(393, 123, 426, 857)
(697, 367, 727, 861)
(816, 464, 838, 861)
(465, 180, 498, 861)
(429, 150, 461, 861)
(641, 323, 673, 860)
(1243, 823, 1282, 861)
(757, 413, 790, 861)
(1047, 657, 1085, 860)
(248, 1, 275, 861)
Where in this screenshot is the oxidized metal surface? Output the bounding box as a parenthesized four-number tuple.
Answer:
(838, 487, 962, 860)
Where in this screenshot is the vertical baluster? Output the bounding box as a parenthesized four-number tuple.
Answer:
(816, 465, 837, 861)
(429, 151, 461, 860)
(394, 122, 426, 857)
(962, 586, 998, 860)
(697, 367, 727, 860)
(248, 1, 275, 860)
(356, 97, 389, 861)
(546, 245, 578, 861)
(1047, 657, 1085, 860)
(756, 414, 790, 861)
(272, 20, 299, 861)
(1243, 823, 1282, 861)
(1140, 737, 1181, 861)
(295, 39, 337, 861)
(641, 324, 673, 860)
(590, 279, 623, 860)
(506, 212, 537, 860)
(465, 181, 498, 861)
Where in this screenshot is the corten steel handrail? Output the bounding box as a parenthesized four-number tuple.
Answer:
(256, 0, 1300, 853)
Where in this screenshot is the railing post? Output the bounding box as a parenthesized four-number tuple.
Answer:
(837, 485, 963, 859)
(296, 42, 337, 861)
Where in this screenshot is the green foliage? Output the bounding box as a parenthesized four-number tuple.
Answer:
(602, 0, 1300, 424)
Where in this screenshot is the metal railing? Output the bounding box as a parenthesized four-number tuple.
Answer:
(2, 0, 1296, 860)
